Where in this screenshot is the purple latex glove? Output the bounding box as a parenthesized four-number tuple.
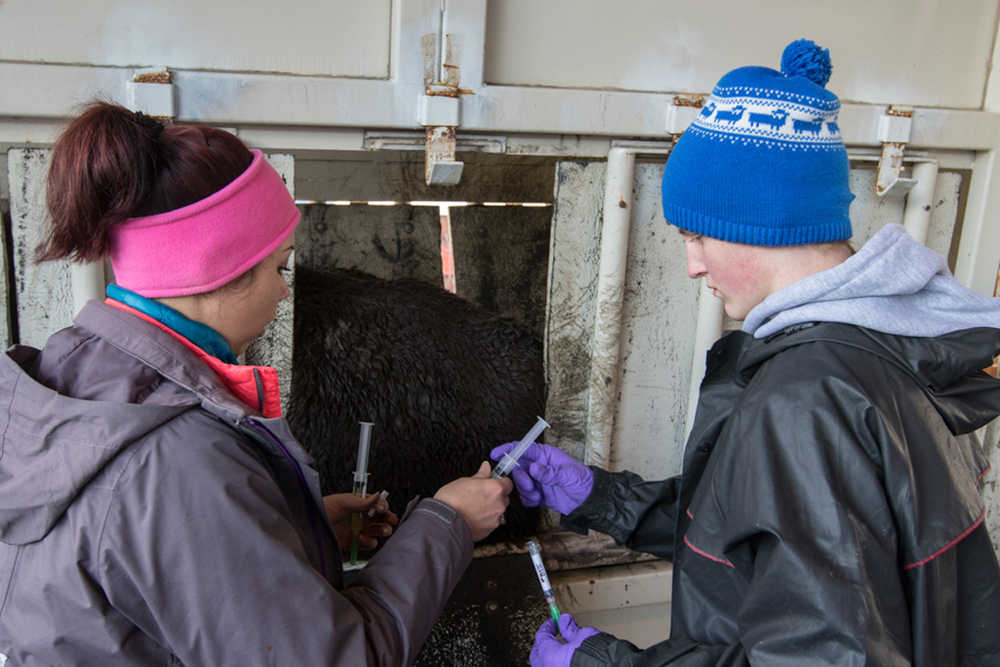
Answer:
(530, 613, 600, 667)
(489, 442, 593, 515)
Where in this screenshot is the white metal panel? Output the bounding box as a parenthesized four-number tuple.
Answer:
(552, 561, 672, 649)
(9, 148, 74, 349)
(0, 152, 10, 349)
(613, 162, 697, 478)
(545, 161, 605, 461)
(0, 152, 7, 202)
(848, 167, 962, 257)
(485, 0, 997, 109)
(0, 0, 391, 79)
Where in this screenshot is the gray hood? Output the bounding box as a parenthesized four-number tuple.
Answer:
(0, 345, 194, 545)
(744, 224, 1000, 339)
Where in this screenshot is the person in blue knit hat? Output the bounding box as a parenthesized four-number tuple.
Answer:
(495, 39, 1000, 665)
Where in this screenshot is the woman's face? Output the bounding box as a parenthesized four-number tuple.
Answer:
(217, 239, 294, 356)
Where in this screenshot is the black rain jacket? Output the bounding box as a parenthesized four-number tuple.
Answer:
(565, 323, 1000, 666)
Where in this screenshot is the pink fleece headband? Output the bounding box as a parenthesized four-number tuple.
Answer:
(109, 149, 300, 297)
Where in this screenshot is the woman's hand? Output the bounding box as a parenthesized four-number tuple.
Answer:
(433, 462, 513, 541)
(323, 492, 398, 553)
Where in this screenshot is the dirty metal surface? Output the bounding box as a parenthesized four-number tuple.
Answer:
(9, 148, 75, 349)
(848, 166, 961, 261)
(544, 161, 605, 461)
(612, 162, 696, 478)
(0, 154, 12, 348)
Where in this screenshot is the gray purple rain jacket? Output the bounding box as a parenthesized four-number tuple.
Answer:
(0, 300, 472, 666)
(565, 225, 1000, 666)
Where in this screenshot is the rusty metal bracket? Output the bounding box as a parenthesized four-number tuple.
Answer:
(665, 94, 705, 137)
(419, 85, 464, 185)
(875, 106, 916, 197)
(126, 67, 175, 120)
(418, 30, 477, 186)
(423, 126, 464, 186)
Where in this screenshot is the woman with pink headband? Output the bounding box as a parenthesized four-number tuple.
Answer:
(0, 101, 512, 665)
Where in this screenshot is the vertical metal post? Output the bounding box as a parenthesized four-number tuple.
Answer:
(901, 161, 939, 245)
(685, 284, 725, 436)
(585, 147, 635, 470)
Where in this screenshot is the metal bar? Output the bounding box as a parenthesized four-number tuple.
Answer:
(685, 284, 725, 437)
(585, 147, 635, 471)
(901, 161, 939, 245)
(956, 147, 1000, 295)
(3, 62, 999, 151)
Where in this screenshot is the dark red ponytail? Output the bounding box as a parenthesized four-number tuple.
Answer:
(35, 101, 252, 263)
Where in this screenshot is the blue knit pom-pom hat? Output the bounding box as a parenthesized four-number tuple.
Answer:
(661, 39, 854, 246)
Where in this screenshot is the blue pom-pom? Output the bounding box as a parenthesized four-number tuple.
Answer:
(780, 39, 831, 87)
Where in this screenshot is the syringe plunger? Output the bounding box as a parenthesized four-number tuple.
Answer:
(353, 421, 374, 489)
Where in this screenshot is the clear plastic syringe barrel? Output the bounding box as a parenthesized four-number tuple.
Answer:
(526, 540, 554, 597)
(353, 421, 374, 495)
(527, 539, 562, 628)
(350, 422, 374, 566)
(492, 416, 549, 479)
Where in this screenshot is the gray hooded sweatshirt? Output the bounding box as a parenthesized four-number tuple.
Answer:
(744, 223, 1000, 339)
(0, 301, 472, 666)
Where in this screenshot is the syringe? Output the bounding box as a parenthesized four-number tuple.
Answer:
(492, 416, 550, 479)
(366, 490, 390, 518)
(349, 421, 374, 565)
(526, 540, 562, 634)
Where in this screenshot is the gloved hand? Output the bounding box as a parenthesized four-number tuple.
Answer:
(489, 442, 593, 515)
(530, 613, 601, 667)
